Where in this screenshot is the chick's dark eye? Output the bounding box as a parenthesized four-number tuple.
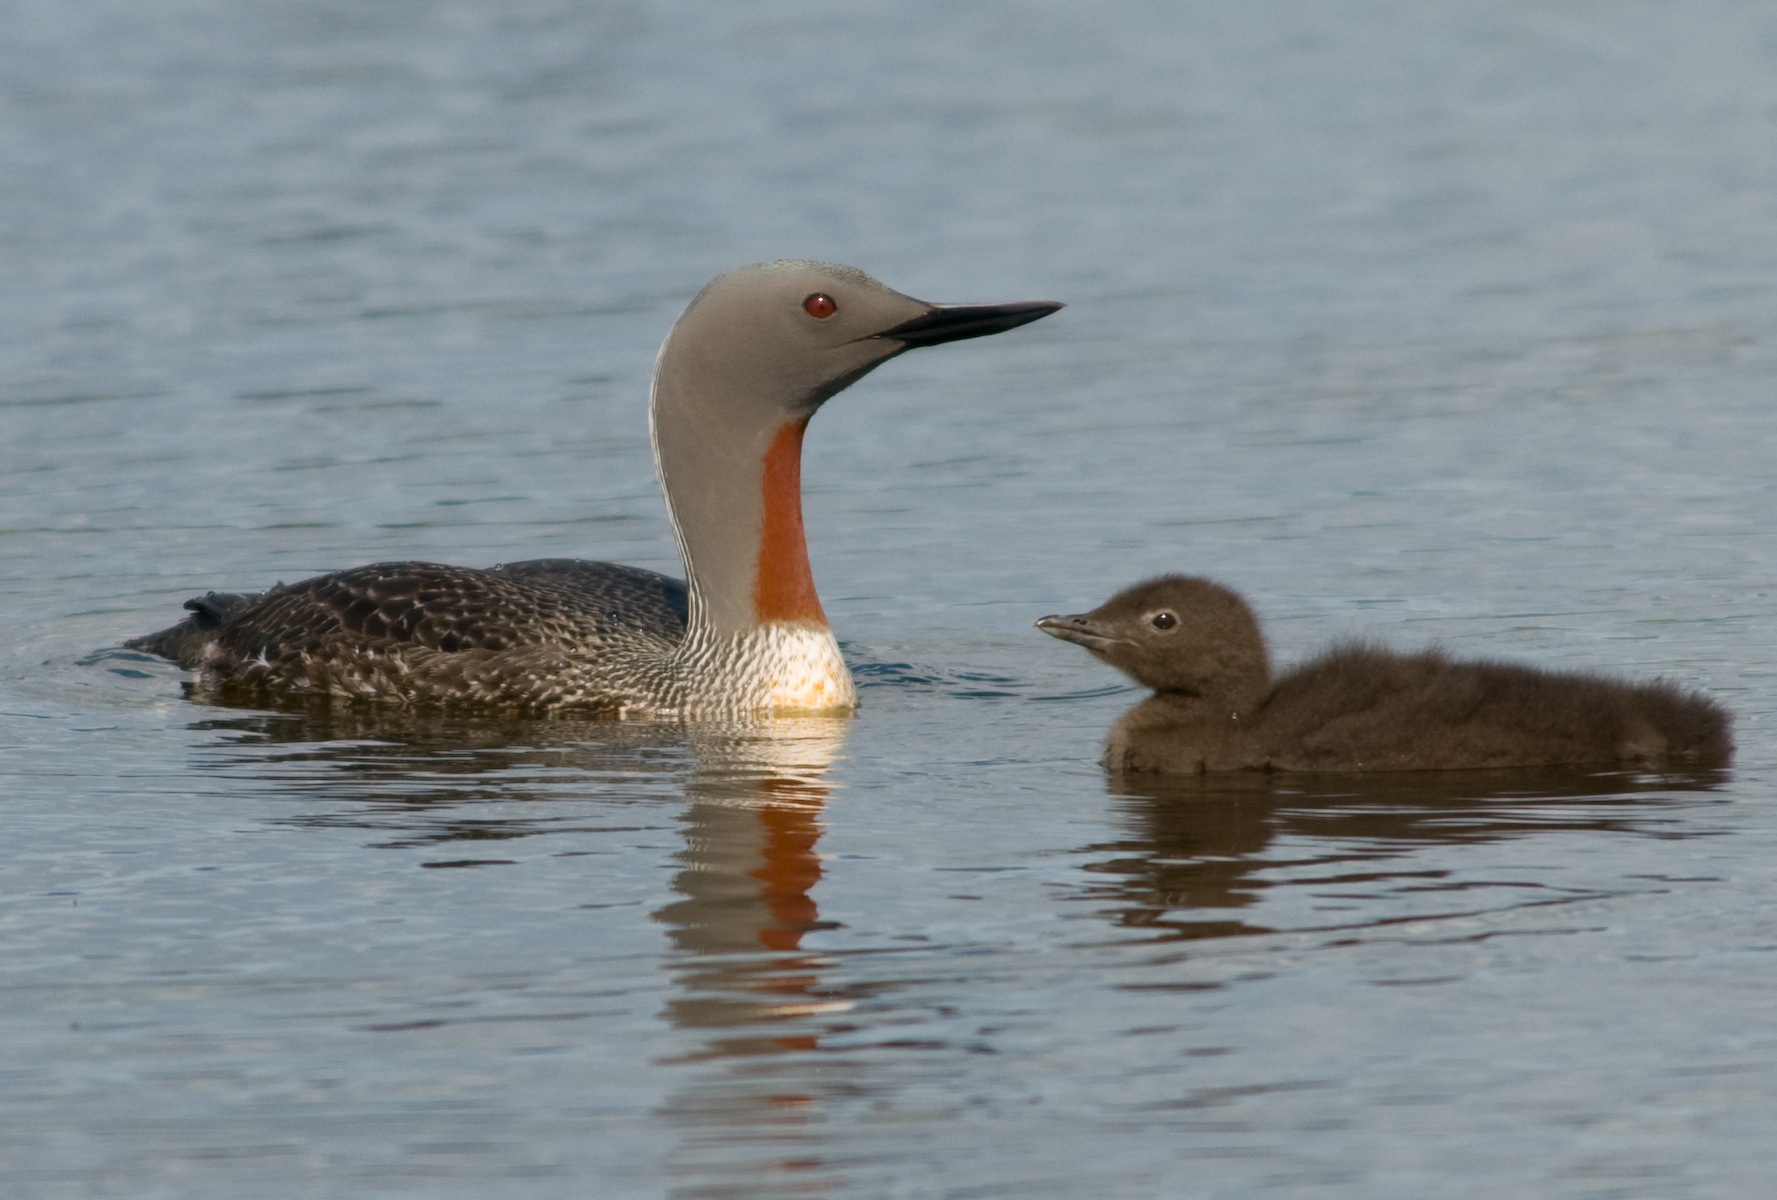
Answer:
(1151, 612, 1177, 630)
(803, 292, 838, 319)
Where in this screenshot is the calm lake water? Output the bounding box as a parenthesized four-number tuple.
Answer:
(6, 2, 1777, 1196)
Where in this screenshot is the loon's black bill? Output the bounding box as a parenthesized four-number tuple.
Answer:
(1036, 612, 1115, 652)
(879, 299, 1064, 347)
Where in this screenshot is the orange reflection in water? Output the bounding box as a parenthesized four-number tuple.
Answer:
(656, 721, 852, 1056)
(754, 783, 826, 955)
(655, 722, 853, 1196)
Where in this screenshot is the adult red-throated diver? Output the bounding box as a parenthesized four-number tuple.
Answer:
(128, 261, 1061, 716)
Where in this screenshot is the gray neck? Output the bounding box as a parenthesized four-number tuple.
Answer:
(649, 356, 776, 639)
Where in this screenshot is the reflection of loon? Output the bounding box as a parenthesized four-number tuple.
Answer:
(129, 261, 1060, 717)
(194, 702, 853, 1035)
(657, 720, 855, 1046)
(193, 699, 858, 1140)
(648, 719, 855, 1185)
(1040, 575, 1734, 773)
(1084, 769, 1729, 943)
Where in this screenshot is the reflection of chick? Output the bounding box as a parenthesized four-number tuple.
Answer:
(1038, 575, 1734, 775)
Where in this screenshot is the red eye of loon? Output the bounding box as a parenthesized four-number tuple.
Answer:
(803, 292, 838, 319)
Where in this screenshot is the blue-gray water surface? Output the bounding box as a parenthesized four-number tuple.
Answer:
(6, 2, 1777, 1196)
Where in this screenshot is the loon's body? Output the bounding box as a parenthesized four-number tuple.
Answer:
(131, 559, 705, 713)
(1037, 575, 1734, 774)
(128, 261, 1060, 717)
